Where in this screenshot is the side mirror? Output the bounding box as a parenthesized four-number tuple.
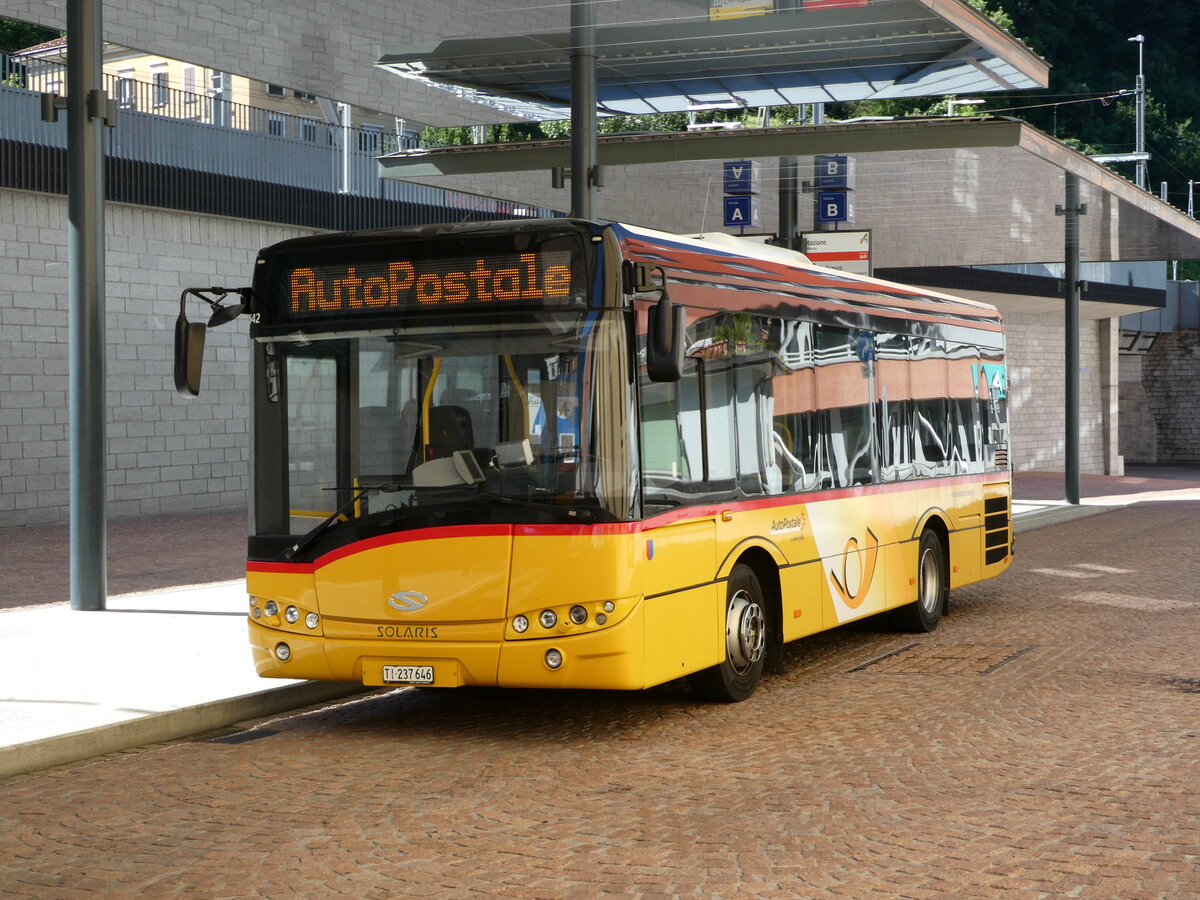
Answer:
(646, 292, 685, 382)
(174, 314, 207, 397)
(172, 286, 251, 397)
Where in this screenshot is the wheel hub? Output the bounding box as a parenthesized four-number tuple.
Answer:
(726, 590, 765, 674)
(919, 546, 940, 614)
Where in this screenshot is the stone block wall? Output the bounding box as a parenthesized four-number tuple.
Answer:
(1138, 329, 1200, 462)
(1004, 311, 1109, 474)
(0, 188, 314, 527)
(0, 184, 1120, 527)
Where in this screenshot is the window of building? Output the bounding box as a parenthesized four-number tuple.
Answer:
(300, 117, 320, 142)
(182, 67, 197, 103)
(152, 69, 170, 108)
(358, 125, 383, 153)
(267, 114, 285, 137)
(266, 83, 285, 97)
(116, 71, 135, 109)
(294, 90, 316, 101)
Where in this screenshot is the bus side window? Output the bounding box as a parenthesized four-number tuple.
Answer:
(638, 356, 702, 505)
(816, 326, 875, 487)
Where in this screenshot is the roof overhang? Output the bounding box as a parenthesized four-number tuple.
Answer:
(875, 266, 1167, 319)
(378, 1, 1049, 116)
(378, 116, 1200, 264)
(378, 116, 1027, 176)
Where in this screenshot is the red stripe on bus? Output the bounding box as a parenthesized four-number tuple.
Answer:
(247, 472, 1010, 568)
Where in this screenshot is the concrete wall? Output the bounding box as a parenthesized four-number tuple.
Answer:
(1, 0, 699, 127)
(1004, 312, 1111, 475)
(0, 188, 315, 527)
(1118, 353, 1158, 464)
(0, 185, 1120, 527)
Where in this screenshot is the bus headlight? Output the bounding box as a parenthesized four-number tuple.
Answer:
(274, 642, 291, 662)
(569, 605, 588, 625)
(264, 600, 279, 617)
(539, 609, 557, 629)
(545, 649, 563, 669)
(284, 605, 300, 624)
(513, 615, 529, 633)
(305, 612, 320, 629)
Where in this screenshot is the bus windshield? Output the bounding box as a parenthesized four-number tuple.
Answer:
(262, 310, 635, 546)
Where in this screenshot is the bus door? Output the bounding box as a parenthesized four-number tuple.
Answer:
(808, 325, 889, 626)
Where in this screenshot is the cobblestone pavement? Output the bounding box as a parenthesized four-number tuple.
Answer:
(0, 509, 246, 610)
(2, 496, 1199, 898)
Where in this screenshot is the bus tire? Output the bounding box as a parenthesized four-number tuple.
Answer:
(690, 563, 768, 702)
(891, 529, 946, 633)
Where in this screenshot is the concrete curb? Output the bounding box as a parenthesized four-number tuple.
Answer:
(1013, 503, 1114, 534)
(0, 681, 372, 781)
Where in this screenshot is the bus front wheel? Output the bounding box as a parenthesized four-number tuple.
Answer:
(691, 564, 768, 702)
(891, 529, 946, 633)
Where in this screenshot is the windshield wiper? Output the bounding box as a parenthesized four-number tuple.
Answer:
(281, 483, 402, 561)
(476, 491, 597, 523)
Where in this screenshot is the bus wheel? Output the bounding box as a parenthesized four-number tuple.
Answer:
(891, 529, 946, 633)
(691, 564, 768, 702)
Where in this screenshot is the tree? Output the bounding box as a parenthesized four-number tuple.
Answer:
(0, 16, 59, 53)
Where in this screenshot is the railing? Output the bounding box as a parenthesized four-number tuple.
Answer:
(0, 50, 562, 229)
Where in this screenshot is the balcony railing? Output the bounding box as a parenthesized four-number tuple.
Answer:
(0, 50, 562, 230)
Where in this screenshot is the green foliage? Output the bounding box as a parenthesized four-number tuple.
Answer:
(996, 0, 1200, 206)
(0, 16, 59, 53)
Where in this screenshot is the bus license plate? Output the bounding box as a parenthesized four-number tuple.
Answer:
(382, 665, 434, 685)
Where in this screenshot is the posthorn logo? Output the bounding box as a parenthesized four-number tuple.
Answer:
(387, 590, 429, 612)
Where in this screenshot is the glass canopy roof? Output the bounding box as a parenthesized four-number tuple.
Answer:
(378, 1, 1048, 117)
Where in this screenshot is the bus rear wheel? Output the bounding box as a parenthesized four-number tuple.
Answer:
(691, 564, 768, 702)
(891, 529, 946, 633)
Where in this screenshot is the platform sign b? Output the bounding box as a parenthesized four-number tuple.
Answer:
(816, 191, 854, 224)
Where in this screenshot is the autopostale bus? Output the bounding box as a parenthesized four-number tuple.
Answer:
(178, 218, 1012, 702)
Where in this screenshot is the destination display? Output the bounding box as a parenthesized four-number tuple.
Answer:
(279, 250, 578, 319)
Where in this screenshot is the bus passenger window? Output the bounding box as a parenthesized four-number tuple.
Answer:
(638, 359, 702, 507)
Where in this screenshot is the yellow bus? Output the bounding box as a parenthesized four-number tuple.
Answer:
(176, 218, 1012, 701)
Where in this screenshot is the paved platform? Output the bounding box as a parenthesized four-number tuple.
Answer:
(3, 465, 1199, 780)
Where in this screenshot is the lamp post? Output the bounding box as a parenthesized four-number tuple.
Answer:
(1129, 34, 1146, 190)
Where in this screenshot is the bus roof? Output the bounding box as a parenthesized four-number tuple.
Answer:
(608, 221, 1004, 347)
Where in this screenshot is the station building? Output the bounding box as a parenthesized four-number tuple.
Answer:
(1, 0, 1198, 527)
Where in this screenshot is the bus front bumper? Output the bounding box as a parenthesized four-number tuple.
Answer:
(248, 602, 648, 691)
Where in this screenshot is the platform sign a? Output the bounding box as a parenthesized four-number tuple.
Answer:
(723, 160, 761, 195)
(723, 195, 761, 228)
(816, 191, 854, 224)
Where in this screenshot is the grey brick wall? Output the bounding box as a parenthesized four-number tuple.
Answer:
(0, 0, 698, 127)
(0, 184, 1119, 527)
(1004, 311, 1109, 474)
(0, 188, 315, 527)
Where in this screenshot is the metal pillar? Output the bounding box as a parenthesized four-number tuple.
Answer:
(778, 156, 798, 249)
(338, 102, 352, 194)
(67, 0, 108, 610)
(1130, 35, 1147, 191)
(1058, 173, 1085, 505)
(569, 0, 597, 219)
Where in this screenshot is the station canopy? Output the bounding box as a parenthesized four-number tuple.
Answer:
(377, 1, 1049, 117)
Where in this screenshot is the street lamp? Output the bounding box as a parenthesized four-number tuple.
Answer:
(1129, 34, 1146, 190)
